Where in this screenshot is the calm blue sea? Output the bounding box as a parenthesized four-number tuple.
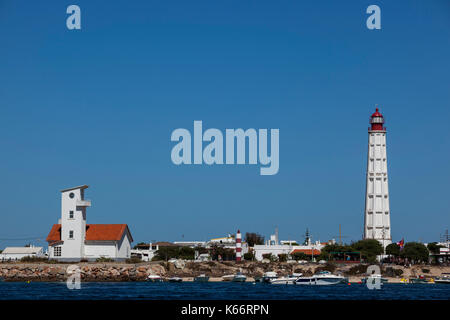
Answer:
(0, 282, 449, 300)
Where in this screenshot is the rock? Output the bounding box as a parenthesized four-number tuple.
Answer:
(174, 259, 186, 269)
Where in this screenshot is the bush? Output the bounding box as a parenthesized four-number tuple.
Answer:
(346, 264, 368, 275)
(243, 252, 255, 261)
(422, 268, 430, 274)
(19, 256, 49, 263)
(262, 253, 277, 262)
(384, 267, 403, 277)
(291, 252, 308, 261)
(96, 257, 114, 262)
(315, 262, 336, 273)
(126, 257, 142, 264)
(278, 254, 288, 262)
(154, 246, 195, 261)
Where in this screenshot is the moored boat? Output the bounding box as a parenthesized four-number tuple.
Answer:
(222, 275, 235, 282)
(270, 273, 302, 285)
(295, 271, 347, 286)
(232, 272, 247, 282)
(262, 271, 278, 283)
(409, 275, 434, 284)
(194, 274, 210, 282)
(168, 277, 183, 282)
(147, 274, 163, 282)
(435, 273, 450, 284)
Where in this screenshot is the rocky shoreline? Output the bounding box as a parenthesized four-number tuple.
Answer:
(1, 261, 449, 283)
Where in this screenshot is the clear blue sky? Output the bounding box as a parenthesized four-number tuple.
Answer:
(0, 1, 449, 248)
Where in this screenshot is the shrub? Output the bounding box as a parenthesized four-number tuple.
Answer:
(291, 252, 308, 261)
(278, 254, 288, 262)
(262, 254, 277, 262)
(243, 252, 255, 261)
(384, 267, 403, 277)
(315, 262, 336, 273)
(346, 264, 368, 275)
(96, 257, 114, 262)
(19, 256, 49, 263)
(125, 257, 142, 264)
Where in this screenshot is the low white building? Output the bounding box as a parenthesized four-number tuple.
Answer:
(131, 243, 160, 262)
(0, 246, 44, 261)
(46, 185, 133, 262)
(252, 232, 330, 261)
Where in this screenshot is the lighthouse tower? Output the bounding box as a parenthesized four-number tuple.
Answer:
(364, 108, 392, 248)
(235, 230, 242, 262)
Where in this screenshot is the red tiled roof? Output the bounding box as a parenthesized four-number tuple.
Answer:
(291, 249, 321, 256)
(46, 224, 133, 243)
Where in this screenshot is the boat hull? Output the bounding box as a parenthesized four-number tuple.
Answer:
(232, 276, 247, 282)
(194, 277, 210, 282)
(295, 277, 347, 286)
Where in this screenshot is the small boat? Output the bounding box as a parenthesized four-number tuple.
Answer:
(147, 274, 163, 282)
(222, 275, 235, 282)
(262, 271, 278, 283)
(361, 274, 388, 284)
(194, 274, 210, 282)
(270, 273, 302, 285)
(400, 278, 408, 284)
(435, 273, 450, 284)
(232, 272, 247, 282)
(295, 271, 347, 286)
(168, 277, 183, 283)
(409, 275, 434, 284)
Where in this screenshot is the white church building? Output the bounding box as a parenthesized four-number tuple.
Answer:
(46, 185, 133, 261)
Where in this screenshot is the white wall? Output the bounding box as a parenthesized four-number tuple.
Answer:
(84, 242, 117, 259)
(0, 249, 44, 261)
(60, 188, 86, 259)
(253, 245, 293, 261)
(116, 231, 131, 259)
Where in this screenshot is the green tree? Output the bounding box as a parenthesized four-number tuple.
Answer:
(243, 252, 255, 261)
(154, 246, 195, 261)
(427, 242, 444, 254)
(351, 239, 383, 263)
(385, 243, 400, 256)
(400, 242, 429, 263)
(245, 233, 265, 247)
(278, 254, 288, 262)
(291, 252, 308, 261)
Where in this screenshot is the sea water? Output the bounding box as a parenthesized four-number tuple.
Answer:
(0, 282, 449, 300)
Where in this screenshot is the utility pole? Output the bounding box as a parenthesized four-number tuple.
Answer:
(333, 224, 348, 246)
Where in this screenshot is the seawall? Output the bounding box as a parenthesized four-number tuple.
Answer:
(1, 261, 448, 282)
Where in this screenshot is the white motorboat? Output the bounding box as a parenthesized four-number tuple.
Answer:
(295, 271, 347, 286)
(270, 273, 302, 285)
(222, 275, 235, 281)
(262, 271, 278, 283)
(194, 274, 210, 282)
(147, 274, 163, 282)
(232, 272, 247, 282)
(168, 277, 183, 282)
(435, 273, 450, 284)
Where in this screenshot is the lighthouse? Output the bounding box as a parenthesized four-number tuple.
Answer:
(364, 108, 392, 248)
(235, 230, 242, 262)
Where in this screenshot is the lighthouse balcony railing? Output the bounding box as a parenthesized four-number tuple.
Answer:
(76, 199, 91, 207)
(368, 127, 386, 131)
